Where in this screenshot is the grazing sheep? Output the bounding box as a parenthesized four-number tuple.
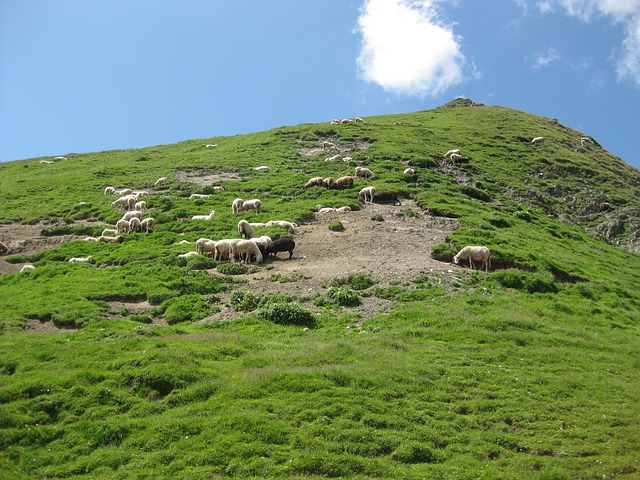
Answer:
(134, 200, 146, 212)
(359, 186, 376, 203)
(101, 228, 118, 237)
(249, 222, 267, 227)
(336, 206, 352, 212)
(191, 210, 216, 220)
(178, 251, 199, 258)
(97, 235, 124, 243)
(128, 217, 142, 233)
(154, 177, 167, 187)
(140, 217, 155, 232)
(444, 149, 461, 158)
(205, 143, 218, 148)
(111, 195, 137, 211)
(449, 153, 463, 162)
(374, 190, 401, 205)
(304, 177, 325, 189)
(342, 156, 353, 162)
(453, 246, 491, 271)
(254, 165, 271, 172)
(252, 235, 273, 250)
(114, 189, 133, 196)
(121, 210, 142, 221)
(20, 264, 36, 272)
(334, 176, 354, 189)
(265, 220, 297, 231)
(104, 186, 116, 195)
(403, 168, 416, 174)
(189, 194, 211, 199)
(354, 117, 366, 123)
(116, 219, 130, 234)
(241, 199, 262, 214)
(132, 190, 149, 197)
(213, 186, 225, 192)
(323, 177, 336, 189)
(322, 141, 339, 153)
(69, 255, 94, 264)
(316, 205, 336, 213)
(355, 166, 374, 179)
(195, 238, 217, 257)
(325, 154, 343, 162)
(237, 219, 255, 239)
(531, 136, 545, 145)
(267, 238, 296, 259)
(581, 137, 594, 146)
(232, 198, 244, 213)
(340, 118, 354, 124)
(40, 160, 54, 164)
(214, 239, 238, 261)
(230, 239, 263, 264)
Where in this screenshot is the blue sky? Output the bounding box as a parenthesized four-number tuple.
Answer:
(1, 0, 639, 169)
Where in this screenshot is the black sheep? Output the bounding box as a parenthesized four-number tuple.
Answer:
(267, 238, 296, 259)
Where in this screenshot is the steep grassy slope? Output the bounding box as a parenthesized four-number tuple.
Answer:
(0, 101, 638, 479)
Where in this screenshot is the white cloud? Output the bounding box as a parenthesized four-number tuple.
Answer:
(529, 47, 562, 68)
(355, 0, 466, 97)
(521, 0, 640, 85)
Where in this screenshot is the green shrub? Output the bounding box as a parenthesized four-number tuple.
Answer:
(186, 255, 216, 270)
(330, 273, 375, 291)
(217, 263, 247, 275)
(231, 290, 261, 312)
(431, 243, 456, 262)
(258, 302, 315, 327)
(371, 214, 384, 222)
(391, 442, 438, 464)
(327, 286, 361, 307)
(328, 220, 345, 232)
(490, 269, 558, 294)
(461, 185, 491, 202)
(163, 294, 211, 324)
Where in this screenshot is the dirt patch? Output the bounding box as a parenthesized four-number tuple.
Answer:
(174, 169, 244, 186)
(297, 140, 373, 158)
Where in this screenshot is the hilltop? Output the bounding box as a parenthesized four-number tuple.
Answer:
(0, 101, 638, 479)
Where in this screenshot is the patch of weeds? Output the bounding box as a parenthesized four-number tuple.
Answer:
(186, 255, 216, 270)
(329, 273, 375, 291)
(231, 290, 262, 312)
(217, 263, 247, 275)
(258, 302, 316, 327)
(269, 273, 306, 283)
(328, 220, 345, 232)
(327, 286, 361, 307)
(371, 213, 384, 222)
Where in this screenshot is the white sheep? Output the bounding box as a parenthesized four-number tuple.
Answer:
(336, 206, 352, 212)
(354, 117, 366, 123)
(114, 188, 133, 196)
(449, 153, 463, 162)
(20, 264, 36, 272)
(403, 168, 416, 174)
(304, 177, 325, 189)
(355, 166, 374, 179)
(69, 255, 94, 264)
(40, 160, 54, 164)
(444, 149, 461, 158)
(111, 195, 136, 211)
(214, 239, 235, 261)
(191, 210, 216, 221)
(154, 177, 167, 187)
(54, 156, 68, 161)
(83, 237, 99, 242)
(359, 186, 376, 203)
(241, 199, 262, 214)
(316, 205, 336, 213)
(178, 251, 199, 258)
(252, 235, 272, 249)
(205, 143, 218, 148)
(213, 186, 225, 192)
(342, 156, 353, 162)
(195, 238, 217, 257)
(230, 239, 263, 264)
(103, 186, 116, 195)
(254, 166, 271, 172)
(453, 246, 491, 271)
(531, 137, 545, 145)
(116, 219, 130, 234)
(140, 217, 155, 233)
(134, 200, 147, 212)
(237, 219, 255, 239)
(340, 118, 354, 124)
(128, 217, 142, 233)
(249, 222, 267, 227)
(322, 141, 339, 153)
(265, 220, 297, 230)
(121, 211, 142, 221)
(325, 154, 343, 162)
(232, 198, 244, 214)
(581, 137, 594, 146)
(101, 228, 118, 237)
(132, 190, 149, 197)
(189, 194, 211, 199)
(97, 235, 123, 243)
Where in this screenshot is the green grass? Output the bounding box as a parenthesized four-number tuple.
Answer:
(0, 101, 639, 478)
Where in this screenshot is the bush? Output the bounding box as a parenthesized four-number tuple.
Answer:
(329, 273, 375, 291)
(163, 294, 211, 324)
(328, 220, 345, 232)
(217, 263, 247, 275)
(186, 255, 216, 270)
(258, 303, 315, 327)
(461, 186, 491, 202)
(231, 290, 261, 312)
(327, 287, 361, 307)
(391, 443, 438, 464)
(371, 214, 384, 222)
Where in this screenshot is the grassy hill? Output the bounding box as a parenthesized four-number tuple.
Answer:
(0, 100, 638, 479)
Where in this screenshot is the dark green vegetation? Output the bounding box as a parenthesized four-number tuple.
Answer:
(1, 101, 639, 479)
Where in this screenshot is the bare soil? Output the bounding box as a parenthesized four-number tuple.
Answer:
(1, 200, 461, 330)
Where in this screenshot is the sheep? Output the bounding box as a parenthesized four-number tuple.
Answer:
(336, 206, 352, 212)
(104, 186, 116, 195)
(230, 239, 263, 264)
(101, 228, 118, 237)
(134, 200, 147, 212)
(116, 219, 130, 234)
(189, 194, 211, 200)
(132, 190, 149, 197)
(265, 220, 297, 230)
(178, 240, 191, 245)
(449, 153, 463, 162)
(354, 117, 366, 123)
(581, 137, 594, 146)
(254, 166, 271, 172)
(114, 188, 133, 196)
(205, 143, 218, 148)
(111, 195, 136, 211)
(97, 235, 123, 243)
(252, 235, 273, 250)
(355, 166, 374, 179)
(325, 154, 343, 162)
(322, 141, 339, 153)
(334, 176, 354, 189)
(374, 190, 401, 205)
(232, 198, 244, 213)
(249, 222, 267, 227)
(121, 210, 142, 221)
(213, 186, 225, 192)
(195, 238, 217, 257)
(241, 199, 262, 214)
(267, 237, 295, 259)
(330, 119, 340, 125)
(20, 264, 36, 272)
(316, 205, 336, 213)
(359, 186, 376, 203)
(304, 177, 325, 189)
(69, 255, 94, 264)
(323, 177, 336, 189)
(140, 217, 155, 232)
(214, 239, 237, 261)
(0, 240, 8, 255)
(444, 149, 461, 158)
(154, 177, 167, 187)
(191, 210, 216, 220)
(128, 217, 142, 233)
(342, 156, 353, 162)
(40, 160, 54, 164)
(237, 219, 255, 239)
(531, 136, 545, 145)
(84, 237, 99, 242)
(178, 251, 199, 258)
(453, 246, 491, 271)
(340, 118, 354, 124)
(54, 156, 68, 161)
(403, 168, 416, 175)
